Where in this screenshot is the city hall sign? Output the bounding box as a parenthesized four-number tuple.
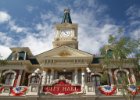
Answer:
(43, 78, 81, 95)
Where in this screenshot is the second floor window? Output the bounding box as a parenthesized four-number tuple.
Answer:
(30, 76, 40, 84)
(117, 71, 128, 84)
(5, 73, 14, 85)
(91, 75, 101, 86)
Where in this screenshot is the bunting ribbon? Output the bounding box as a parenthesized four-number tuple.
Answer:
(138, 86, 140, 93)
(98, 85, 116, 96)
(127, 85, 138, 95)
(0, 87, 4, 92)
(11, 86, 27, 96)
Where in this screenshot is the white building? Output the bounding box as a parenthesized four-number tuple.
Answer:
(0, 9, 140, 100)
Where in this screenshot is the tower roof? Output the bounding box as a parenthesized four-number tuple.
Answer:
(61, 9, 72, 24)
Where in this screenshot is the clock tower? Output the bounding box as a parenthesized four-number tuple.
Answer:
(53, 9, 78, 49)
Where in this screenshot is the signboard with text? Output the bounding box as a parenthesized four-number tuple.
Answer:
(43, 80, 81, 95)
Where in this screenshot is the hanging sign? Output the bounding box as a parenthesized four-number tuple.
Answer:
(43, 80, 81, 95)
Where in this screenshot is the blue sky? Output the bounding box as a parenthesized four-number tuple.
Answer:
(0, 0, 140, 59)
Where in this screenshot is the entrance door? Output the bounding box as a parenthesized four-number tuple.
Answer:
(91, 75, 101, 94)
(57, 72, 72, 81)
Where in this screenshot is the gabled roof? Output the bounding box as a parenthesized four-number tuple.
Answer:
(36, 46, 93, 62)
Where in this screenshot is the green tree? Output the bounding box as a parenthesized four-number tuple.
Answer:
(100, 30, 139, 100)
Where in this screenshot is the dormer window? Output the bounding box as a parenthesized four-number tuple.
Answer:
(107, 49, 113, 58)
(7, 51, 27, 60)
(18, 51, 26, 60)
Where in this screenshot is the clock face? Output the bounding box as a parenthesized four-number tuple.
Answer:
(60, 29, 73, 37)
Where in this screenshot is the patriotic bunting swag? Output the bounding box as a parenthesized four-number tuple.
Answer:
(127, 85, 138, 95)
(0, 87, 4, 92)
(11, 86, 27, 96)
(98, 85, 116, 96)
(138, 86, 140, 93)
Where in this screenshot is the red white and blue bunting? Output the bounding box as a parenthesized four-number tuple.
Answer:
(98, 85, 116, 96)
(0, 87, 4, 92)
(11, 86, 27, 96)
(127, 85, 138, 95)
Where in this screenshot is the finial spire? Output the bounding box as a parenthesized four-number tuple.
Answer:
(61, 9, 72, 24)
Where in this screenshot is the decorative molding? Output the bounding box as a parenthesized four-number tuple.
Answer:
(59, 51, 71, 56)
(114, 69, 130, 84)
(2, 70, 17, 86)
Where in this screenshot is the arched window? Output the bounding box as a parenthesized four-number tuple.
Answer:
(30, 76, 40, 84)
(5, 73, 14, 85)
(91, 75, 101, 86)
(117, 71, 128, 84)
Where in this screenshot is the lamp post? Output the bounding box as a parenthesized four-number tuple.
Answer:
(29, 68, 43, 95)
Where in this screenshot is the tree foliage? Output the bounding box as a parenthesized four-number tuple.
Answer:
(100, 30, 139, 100)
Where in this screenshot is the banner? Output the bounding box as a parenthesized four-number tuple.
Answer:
(43, 80, 81, 95)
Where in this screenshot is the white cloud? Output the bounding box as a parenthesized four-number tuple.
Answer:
(0, 11, 28, 33)
(20, 20, 55, 55)
(130, 28, 140, 40)
(19, 0, 120, 55)
(40, 11, 60, 24)
(26, 5, 38, 12)
(0, 11, 11, 23)
(26, 6, 34, 12)
(0, 45, 11, 59)
(20, 34, 53, 55)
(78, 24, 119, 54)
(126, 5, 140, 40)
(0, 32, 13, 46)
(69, 6, 119, 54)
(9, 21, 27, 33)
(126, 5, 140, 20)
(1, 1, 137, 57)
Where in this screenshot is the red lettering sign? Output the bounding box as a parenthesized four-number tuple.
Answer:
(43, 80, 81, 95)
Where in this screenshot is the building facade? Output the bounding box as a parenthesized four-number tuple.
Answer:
(0, 9, 140, 100)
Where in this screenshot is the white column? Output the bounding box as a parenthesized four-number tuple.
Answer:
(16, 70, 23, 86)
(24, 52, 26, 60)
(0, 70, 2, 78)
(54, 71, 58, 79)
(74, 68, 78, 84)
(81, 68, 85, 87)
(109, 69, 114, 85)
(46, 70, 50, 84)
(130, 69, 136, 85)
(50, 69, 54, 83)
(16, 53, 19, 60)
(41, 70, 47, 85)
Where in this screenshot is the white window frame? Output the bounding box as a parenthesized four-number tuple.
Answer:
(2, 70, 16, 86)
(114, 69, 130, 85)
(28, 74, 41, 85)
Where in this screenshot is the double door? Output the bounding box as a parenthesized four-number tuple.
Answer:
(57, 72, 72, 80)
